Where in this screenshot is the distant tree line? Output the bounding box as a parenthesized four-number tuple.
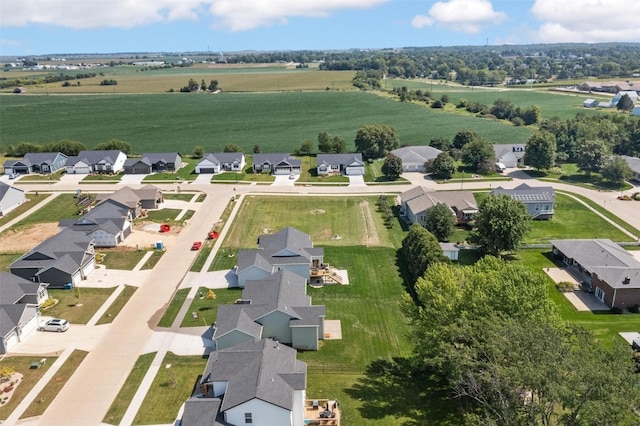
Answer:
(5, 139, 133, 157)
(99, 79, 118, 86)
(1, 72, 97, 89)
(178, 79, 220, 93)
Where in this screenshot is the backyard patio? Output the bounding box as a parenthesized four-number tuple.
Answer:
(544, 267, 609, 312)
(304, 399, 341, 426)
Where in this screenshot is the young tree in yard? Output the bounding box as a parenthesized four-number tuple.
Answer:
(574, 138, 609, 176)
(427, 151, 455, 179)
(524, 130, 556, 170)
(401, 224, 449, 289)
(253, 144, 261, 154)
(295, 139, 314, 155)
(317, 131, 332, 153)
(355, 124, 400, 159)
(223, 143, 243, 152)
(331, 136, 347, 153)
(424, 203, 456, 242)
(206, 289, 216, 307)
(381, 155, 402, 179)
(601, 155, 633, 183)
(461, 138, 494, 172)
(192, 146, 204, 159)
(470, 194, 531, 255)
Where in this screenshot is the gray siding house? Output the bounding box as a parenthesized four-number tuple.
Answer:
(3, 152, 68, 175)
(493, 144, 525, 168)
(0, 182, 26, 216)
(390, 146, 442, 172)
(316, 153, 365, 176)
(252, 153, 301, 175)
(64, 150, 127, 174)
(60, 201, 133, 247)
(94, 185, 163, 218)
(195, 153, 245, 174)
(492, 183, 555, 220)
(124, 152, 182, 174)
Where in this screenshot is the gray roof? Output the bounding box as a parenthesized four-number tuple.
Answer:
(200, 152, 244, 165)
(10, 228, 94, 276)
(214, 305, 263, 340)
(0, 272, 44, 304)
(0, 182, 24, 201)
(95, 185, 161, 210)
(390, 146, 441, 165)
(253, 153, 301, 167)
(621, 155, 640, 174)
(401, 187, 478, 216)
(4, 152, 67, 168)
(550, 239, 640, 289)
(317, 153, 364, 167)
(493, 144, 525, 160)
(0, 303, 37, 339)
(65, 150, 124, 166)
(60, 201, 129, 237)
(200, 338, 306, 412)
(258, 227, 313, 251)
(141, 152, 180, 164)
(181, 398, 225, 426)
(492, 183, 555, 203)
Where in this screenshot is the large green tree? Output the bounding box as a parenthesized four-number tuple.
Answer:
(470, 194, 531, 255)
(354, 124, 399, 159)
(401, 224, 448, 288)
(574, 139, 609, 176)
(461, 138, 495, 172)
(427, 151, 455, 179)
(617, 94, 634, 111)
(222, 143, 243, 152)
(452, 130, 481, 150)
(524, 130, 556, 170)
(381, 154, 402, 179)
(424, 203, 456, 242)
(601, 155, 633, 183)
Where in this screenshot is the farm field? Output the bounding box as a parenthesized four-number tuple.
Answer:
(0, 91, 533, 153)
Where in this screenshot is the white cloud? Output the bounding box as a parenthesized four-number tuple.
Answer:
(1, 0, 388, 31)
(412, 0, 506, 33)
(531, 0, 640, 42)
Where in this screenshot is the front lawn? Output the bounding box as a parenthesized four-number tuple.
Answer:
(96, 285, 138, 325)
(179, 287, 243, 327)
(364, 159, 409, 184)
(143, 161, 196, 182)
(528, 163, 633, 192)
(144, 208, 183, 222)
(0, 193, 50, 227)
(45, 287, 116, 324)
(133, 352, 207, 425)
(140, 250, 165, 270)
(81, 172, 123, 182)
(11, 194, 82, 229)
(162, 193, 198, 202)
(98, 249, 148, 270)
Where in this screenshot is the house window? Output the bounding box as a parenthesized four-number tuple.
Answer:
(594, 287, 605, 302)
(244, 413, 253, 423)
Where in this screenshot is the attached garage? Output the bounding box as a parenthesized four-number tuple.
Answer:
(81, 260, 96, 278)
(0, 304, 40, 354)
(345, 165, 364, 175)
(2, 331, 19, 353)
(197, 167, 217, 173)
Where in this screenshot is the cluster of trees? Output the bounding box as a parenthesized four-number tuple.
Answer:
(179, 79, 219, 93)
(5, 139, 132, 157)
(390, 86, 432, 103)
(351, 69, 383, 90)
(1, 72, 97, 89)
(317, 132, 346, 154)
(375, 196, 395, 228)
(399, 256, 640, 425)
(427, 130, 497, 174)
(457, 98, 541, 126)
(401, 224, 449, 288)
(354, 124, 399, 159)
(99, 79, 118, 86)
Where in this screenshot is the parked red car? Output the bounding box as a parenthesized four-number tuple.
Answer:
(191, 241, 203, 251)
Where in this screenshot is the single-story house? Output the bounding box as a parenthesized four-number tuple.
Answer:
(95, 185, 163, 218)
(64, 150, 127, 174)
(583, 98, 598, 108)
(0, 182, 26, 216)
(236, 227, 324, 287)
(550, 239, 640, 309)
(316, 153, 365, 176)
(182, 338, 306, 426)
(390, 146, 442, 172)
(491, 183, 555, 219)
(252, 153, 301, 175)
(399, 186, 478, 226)
(0, 272, 49, 306)
(123, 152, 182, 174)
(213, 270, 326, 351)
(3, 152, 68, 175)
(195, 153, 246, 174)
(493, 144, 525, 168)
(60, 201, 133, 247)
(621, 155, 640, 182)
(9, 228, 96, 288)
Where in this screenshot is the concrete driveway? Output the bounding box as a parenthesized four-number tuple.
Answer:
(273, 174, 297, 186)
(120, 174, 146, 185)
(194, 173, 213, 184)
(348, 175, 365, 186)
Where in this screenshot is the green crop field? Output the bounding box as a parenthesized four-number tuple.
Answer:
(0, 91, 533, 153)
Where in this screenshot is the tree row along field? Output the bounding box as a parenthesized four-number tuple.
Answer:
(0, 91, 534, 153)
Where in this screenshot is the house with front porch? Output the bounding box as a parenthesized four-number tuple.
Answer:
(3, 152, 68, 175)
(195, 153, 246, 174)
(64, 150, 127, 174)
(213, 270, 325, 351)
(236, 227, 324, 287)
(0, 182, 26, 216)
(252, 153, 301, 175)
(181, 338, 307, 426)
(399, 186, 478, 226)
(123, 152, 182, 174)
(316, 153, 365, 176)
(9, 228, 96, 288)
(550, 239, 640, 309)
(491, 183, 555, 220)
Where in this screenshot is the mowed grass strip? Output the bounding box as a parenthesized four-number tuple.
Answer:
(0, 355, 59, 421)
(0, 193, 50, 226)
(132, 352, 207, 425)
(45, 287, 116, 324)
(96, 285, 138, 325)
(11, 194, 81, 229)
(102, 352, 156, 425)
(20, 350, 88, 419)
(190, 239, 215, 272)
(558, 191, 640, 237)
(0, 92, 533, 154)
(140, 250, 165, 270)
(179, 287, 243, 327)
(157, 288, 189, 327)
(98, 249, 148, 270)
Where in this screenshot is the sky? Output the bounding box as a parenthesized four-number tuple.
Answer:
(1, 0, 640, 56)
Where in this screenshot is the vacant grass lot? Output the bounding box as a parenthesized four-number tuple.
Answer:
(0, 355, 58, 421)
(103, 352, 155, 425)
(20, 350, 88, 419)
(45, 287, 115, 324)
(0, 193, 50, 226)
(0, 92, 533, 154)
(179, 287, 243, 327)
(10, 194, 81, 229)
(133, 352, 207, 425)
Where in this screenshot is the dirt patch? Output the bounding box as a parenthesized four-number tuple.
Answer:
(359, 201, 380, 247)
(126, 222, 182, 249)
(0, 223, 60, 252)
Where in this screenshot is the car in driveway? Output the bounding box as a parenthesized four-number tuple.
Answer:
(191, 241, 203, 251)
(39, 318, 70, 332)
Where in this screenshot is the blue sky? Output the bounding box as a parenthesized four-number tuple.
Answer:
(2, 0, 639, 56)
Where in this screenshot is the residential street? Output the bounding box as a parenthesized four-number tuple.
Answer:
(3, 170, 639, 425)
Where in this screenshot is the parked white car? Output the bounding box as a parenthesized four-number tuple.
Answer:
(39, 318, 70, 332)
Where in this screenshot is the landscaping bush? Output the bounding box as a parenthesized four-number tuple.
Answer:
(555, 281, 574, 292)
(611, 306, 624, 314)
(629, 304, 640, 314)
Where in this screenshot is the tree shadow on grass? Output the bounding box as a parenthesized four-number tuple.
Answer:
(346, 358, 461, 426)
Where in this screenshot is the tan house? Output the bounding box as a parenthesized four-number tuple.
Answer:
(399, 186, 478, 226)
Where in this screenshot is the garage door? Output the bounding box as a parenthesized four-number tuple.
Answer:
(4, 331, 18, 352)
(198, 168, 216, 173)
(20, 314, 39, 337)
(346, 167, 364, 175)
(81, 260, 96, 277)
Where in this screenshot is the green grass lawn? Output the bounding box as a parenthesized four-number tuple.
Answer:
(143, 161, 197, 182)
(20, 350, 88, 419)
(96, 285, 138, 325)
(559, 191, 640, 237)
(190, 239, 215, 272)
(157, 288, 189, 327)
(81, 172, 123, 182)
(0, 92, 535, 155)
(0, 193, 50, 226)
(102, 352, 156, 425)
(140, 250, 165, 270)
(133, 352, 207, 425)
(364, 159, 409, 184)
(144, 208, 183, 222)
(179, 287, 243, 327)
(0, 355, 59, 421)
(45, 287, 116, 324)
(528, 164, 632, 192)
(16, 170, 65, 182)
(163, 193, 198, 202)
(10, 194, 82, 229)
(98, 249, 148, 270)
